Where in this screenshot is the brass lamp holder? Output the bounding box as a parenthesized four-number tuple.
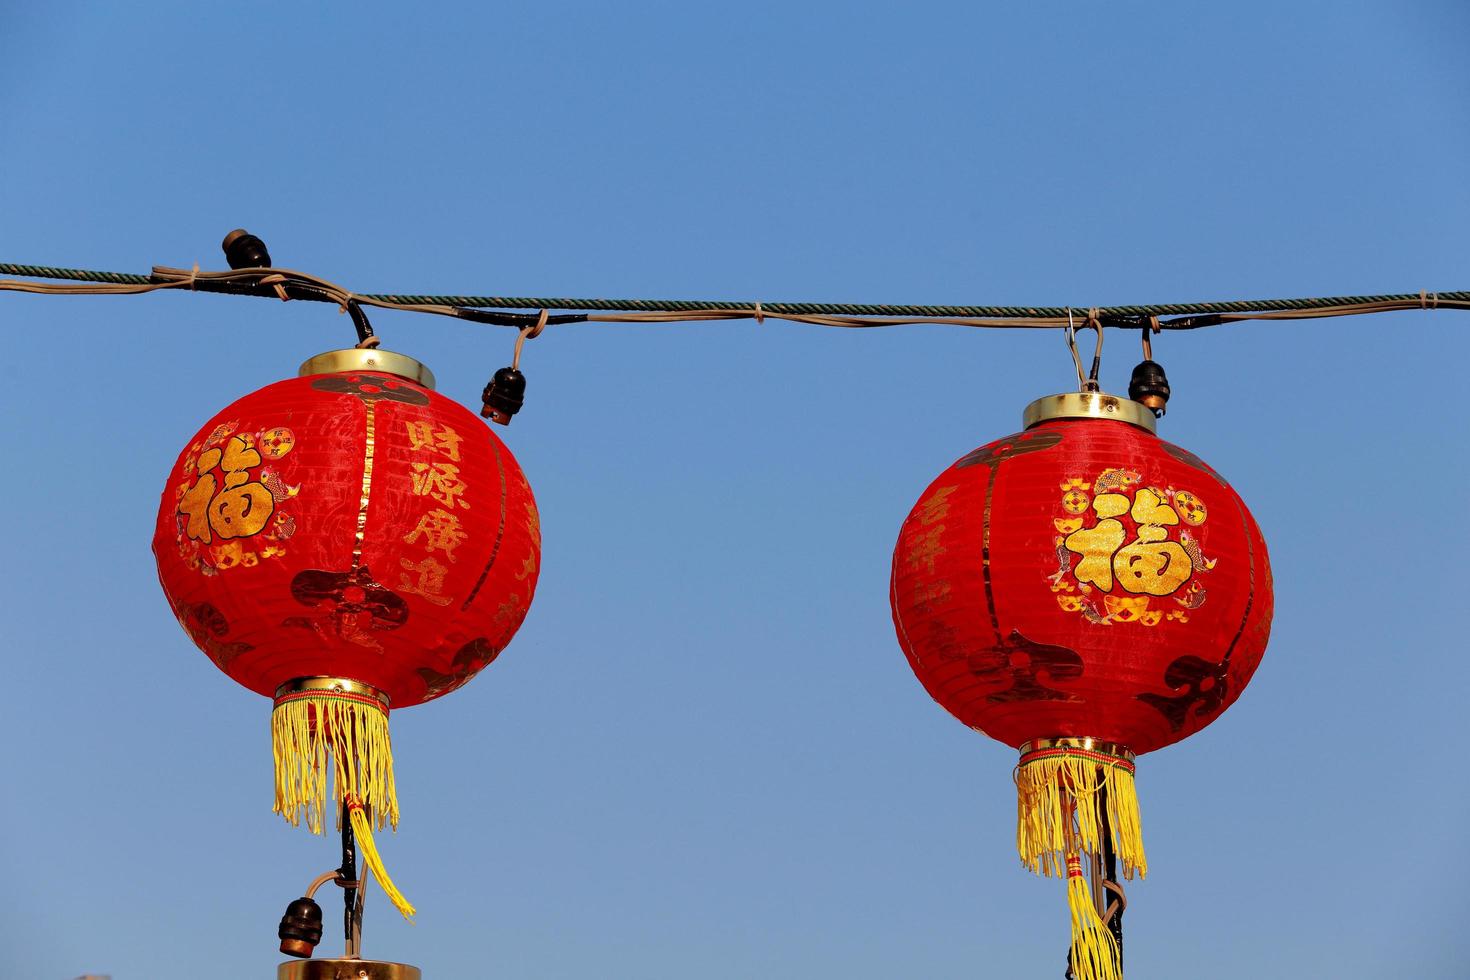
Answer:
(277, 960, 421, 980)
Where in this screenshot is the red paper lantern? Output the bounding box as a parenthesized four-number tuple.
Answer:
(890, 391, 1272, 980)
(153, 349, 541, 918)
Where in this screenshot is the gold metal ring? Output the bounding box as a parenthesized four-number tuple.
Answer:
(298, 348, 436, 389)
(273, 676, 391, 711)
(1018, 737, 1136, 763)
(277, 959, 421, 980)
(1022, 392, 1156, 434)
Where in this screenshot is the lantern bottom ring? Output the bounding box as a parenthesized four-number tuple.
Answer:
(1019, 737, 1135, 768)
(274, 676, 392, 713)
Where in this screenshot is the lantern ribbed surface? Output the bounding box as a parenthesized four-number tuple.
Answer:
(152, 361, 541, 920)
(154, 369, 540, 708)
(889, 402, 1273, 980)
(891, 416, 1271, 754)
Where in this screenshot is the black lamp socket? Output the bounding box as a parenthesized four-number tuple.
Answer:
(222, 228, 273, 269)
(481, 367, 527, 425)
(1128, 359, 1171, 417)
(277, 896, 323, 958)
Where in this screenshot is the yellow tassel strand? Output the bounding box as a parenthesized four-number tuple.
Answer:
(1065, 853, 1121, 980)
(348, 799, 417, 920)
(1015, 751, 1146, 880)
(272, 692, 400, 835)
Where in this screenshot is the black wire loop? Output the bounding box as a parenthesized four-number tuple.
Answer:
(346, 299, 379, 348)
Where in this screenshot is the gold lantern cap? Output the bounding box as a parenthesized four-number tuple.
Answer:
(1022, 391, 1156, 434)
(299, 349, 436, 389)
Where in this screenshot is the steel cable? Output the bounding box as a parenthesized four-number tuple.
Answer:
(2, 261, 1467, 330)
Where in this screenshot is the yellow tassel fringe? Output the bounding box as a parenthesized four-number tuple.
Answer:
(349, 800, 417, 921)
(1065, 854, 1120, 980)
(272, 694, 400, 835)
(1016, 755, 1146, 881)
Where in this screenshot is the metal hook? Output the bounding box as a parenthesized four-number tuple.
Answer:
(1064, 309, 1103, 392)
(1085, 310, 1103, 387)
(1065, 309, 1085, 389)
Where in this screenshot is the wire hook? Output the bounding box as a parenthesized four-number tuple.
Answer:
(1064, 309, 1103, 392)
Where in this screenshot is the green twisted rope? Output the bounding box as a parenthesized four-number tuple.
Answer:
(3, 261, 1466, 321)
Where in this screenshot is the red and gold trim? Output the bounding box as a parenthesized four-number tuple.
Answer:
(1019, 737, 1135, 774)
(1015, 736, 1145, 880)
(273, 676, 391, 715)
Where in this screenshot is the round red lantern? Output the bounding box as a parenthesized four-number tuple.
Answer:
(154, 348, 541, 917)
(890, 390, 1272, 980)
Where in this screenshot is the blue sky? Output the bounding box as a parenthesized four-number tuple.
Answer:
(2, 3, 1467, 978)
